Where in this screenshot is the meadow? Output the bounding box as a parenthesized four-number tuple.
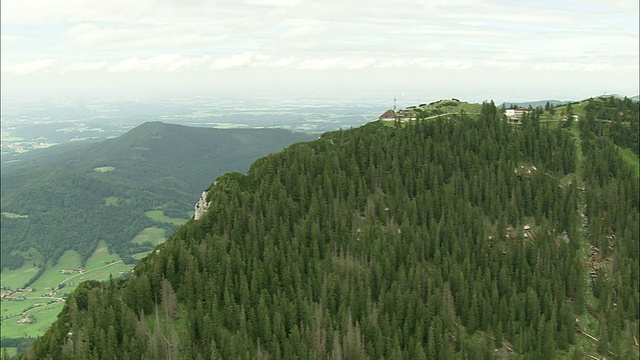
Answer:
(1, 209, 186, 342)
(93, 166, 115, 172)
(145, 210, 189, 226)
(1, 212, 29, 219)
(104, 196, 118, 205)
(131, 226, 166, 246)
(1, 241, 135, 342)
(1, 248, 42, 288)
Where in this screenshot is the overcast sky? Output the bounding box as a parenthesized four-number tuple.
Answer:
(1, 0, 638, 104)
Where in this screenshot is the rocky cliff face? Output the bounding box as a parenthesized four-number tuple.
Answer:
(194, 190, 211, 220)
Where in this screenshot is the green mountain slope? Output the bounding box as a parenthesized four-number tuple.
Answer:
(1, 122, 316, 265)
(18, 102, 639, 359)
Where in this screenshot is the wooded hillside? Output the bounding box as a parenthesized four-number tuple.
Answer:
(1, 123, 315, 266)
(19, 100, 639, 359)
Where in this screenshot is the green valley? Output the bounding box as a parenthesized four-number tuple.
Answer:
(1, 123, 316, 354)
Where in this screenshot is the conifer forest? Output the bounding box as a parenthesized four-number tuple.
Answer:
(18, 98, 639, 359)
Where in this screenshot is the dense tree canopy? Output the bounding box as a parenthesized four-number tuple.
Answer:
(21, 100, 639, 359)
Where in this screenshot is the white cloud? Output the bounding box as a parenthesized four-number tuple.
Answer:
(280, 23, 328, 39)
(210, 52, 255, 70)
(66, 22, 228, 49)
(343, 58, 376, 70)
(377, 59, 472, 70)
(583, 63, 612, 72)
(110, 53, 209, 72)
(2, 59, 56, 74)
(297, 58, 345, 70)
(64, 61, 107, 72)
(244, 0, 301, 5)
(420, 43, 447, 52)
(440, 60, 472, 70)
(254, 53, 271, 62)
(484, 52, 529, 70)
(0, 34, 21, 42)
(484, 60, 523, 70)
(297, 57, 377, 70)
(269, 57, 298, 67)
(1, 0, 638, 101)
(532, 62, 617, 72)
(3, 0, 153, 24)
(567, 0, 639, 13)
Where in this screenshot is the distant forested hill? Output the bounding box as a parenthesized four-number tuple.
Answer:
(22, 101, 638, 358)
(0, 122, 315, 266)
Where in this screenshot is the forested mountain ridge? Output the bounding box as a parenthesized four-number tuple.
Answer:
(19, 100, 639, 359)
(0, 123, 316, 265)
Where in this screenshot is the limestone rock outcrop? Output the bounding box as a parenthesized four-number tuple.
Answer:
(194, 191, 211, 220)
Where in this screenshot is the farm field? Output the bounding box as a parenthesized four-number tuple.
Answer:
(1, 262, 40, 290)
(0, 214, 184, 355)
(145, 209, 189, 225)
(1, 217, 182, 350)
(1, 241, 135, 345)
(130, 226, 169, 260)
(104, 196, 118, 205)
(1, 298, 65, 339)
(131, 226, 166, 246)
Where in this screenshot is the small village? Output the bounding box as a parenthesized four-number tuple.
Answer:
(0, 269, 82, 327)
(1, 283, 66, 327)
(1, 261, 125, 334)
(0, 286, 34, 302)
(1, 268, 83, 302)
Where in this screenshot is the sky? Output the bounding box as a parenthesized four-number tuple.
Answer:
(1, 0, 639, 104)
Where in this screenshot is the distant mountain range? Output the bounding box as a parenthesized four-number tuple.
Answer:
(504, 94, 639, 108)
(502, 100, 567, 108)
(1, 122, 316, 264)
